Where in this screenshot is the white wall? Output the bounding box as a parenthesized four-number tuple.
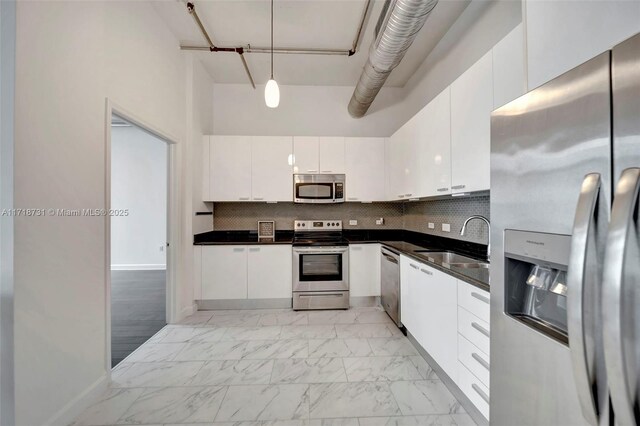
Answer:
(0, 1, 16, 424)
(111, 125, 167, 270)
(211, 1, 522, 138)
(13, 1, 208, 424)
(213, 83, 406, 137)
(525, 0, 640, 90)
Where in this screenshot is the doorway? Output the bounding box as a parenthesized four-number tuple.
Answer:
(109, 113, 169, 367)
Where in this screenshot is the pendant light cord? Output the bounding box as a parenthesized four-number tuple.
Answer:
(270, 0, 274, 79)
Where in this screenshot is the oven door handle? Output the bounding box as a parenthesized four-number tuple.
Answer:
(293, 247, 348, 254)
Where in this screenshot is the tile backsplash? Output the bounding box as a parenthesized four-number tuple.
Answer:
(213, 202, 404, 231)
(403, 195, 490, 244)
(211, 195, 490, 245)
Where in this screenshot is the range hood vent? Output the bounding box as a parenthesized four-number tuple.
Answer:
(348, 0, 438, 118)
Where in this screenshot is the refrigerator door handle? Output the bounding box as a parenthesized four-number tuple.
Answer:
(567, 173, 604, 426)
(602, 167, 640, 426)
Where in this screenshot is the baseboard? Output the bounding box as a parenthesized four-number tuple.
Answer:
(176, 303, 197, 322)
(45, 374, 108, 426)
(406, 331, 488, 426)
(197, 298, 293, 310)
(110, 264, 166, 271)
(349, 296, 380, 307)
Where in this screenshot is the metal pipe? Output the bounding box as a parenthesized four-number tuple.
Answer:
(348, 0, 439, 118)
(186, 2, 215, 48)
(180, 0, 372, 58)
(238, 53, 256, 89)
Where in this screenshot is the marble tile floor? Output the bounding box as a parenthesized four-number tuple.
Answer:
(71, 307, 476, 426)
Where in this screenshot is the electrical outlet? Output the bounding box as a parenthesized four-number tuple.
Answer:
(442, 223, 451, 232)
(375, 217, 384, 225)
(349, 219, 358, 226)
(428, 222, 435, 229)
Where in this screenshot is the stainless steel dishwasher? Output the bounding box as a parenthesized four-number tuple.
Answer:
(381, 247, 402, 328)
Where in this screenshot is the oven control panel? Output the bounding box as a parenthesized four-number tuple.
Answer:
(294, 220, 342, 230)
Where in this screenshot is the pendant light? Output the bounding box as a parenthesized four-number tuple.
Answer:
(264, 0, 280, 108)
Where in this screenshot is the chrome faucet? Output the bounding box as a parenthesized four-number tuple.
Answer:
(460, 215, 491, 261)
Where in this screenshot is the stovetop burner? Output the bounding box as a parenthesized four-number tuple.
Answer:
(293, 220, 347, 246)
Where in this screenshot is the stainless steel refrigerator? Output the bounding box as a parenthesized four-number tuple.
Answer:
(490, 32, 639, 425)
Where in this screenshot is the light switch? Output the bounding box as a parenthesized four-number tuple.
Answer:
(442, 223, 451, 232)
(349, 220, 358, 226)
(428, 222, 435, 229)
(375, 218, 384, 225)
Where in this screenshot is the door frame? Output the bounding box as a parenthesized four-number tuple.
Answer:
(104, 99, 179, 373)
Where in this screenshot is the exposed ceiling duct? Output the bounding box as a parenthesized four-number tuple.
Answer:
(348, 0, 439, 118)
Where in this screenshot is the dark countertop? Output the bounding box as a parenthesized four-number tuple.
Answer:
(194, 229, 490, 291)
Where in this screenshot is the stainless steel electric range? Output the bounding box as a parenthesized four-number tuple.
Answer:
(292, 220, 349, 310)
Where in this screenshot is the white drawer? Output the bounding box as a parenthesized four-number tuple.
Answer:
(458, 334, 490, 386)
(458, 307, 490, 355)
(458, 361, 490, 420)
(457, 281, 490, 323)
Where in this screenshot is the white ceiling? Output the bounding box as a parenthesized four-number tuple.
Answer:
(152, 0, 470, 87)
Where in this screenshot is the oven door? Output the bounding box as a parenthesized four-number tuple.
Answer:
(293, 246, 349, 291)
(294, 182, 335, 203)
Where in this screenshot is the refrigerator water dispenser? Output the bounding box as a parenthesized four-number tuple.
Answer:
(504, 229, 572, 344)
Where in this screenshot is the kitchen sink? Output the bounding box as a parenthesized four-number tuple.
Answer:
(414, 250, 479, 265)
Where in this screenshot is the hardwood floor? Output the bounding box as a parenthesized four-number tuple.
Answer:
(111, 269, 166, 367)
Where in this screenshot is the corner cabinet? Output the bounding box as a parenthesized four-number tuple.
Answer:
(400, 255, 458, 380)
(345, 138, 386, 202)
(200, 244, 292, 301)
(450, 51, 493, 194)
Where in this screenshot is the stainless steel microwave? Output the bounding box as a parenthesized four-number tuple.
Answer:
(293, 174, 345, 204)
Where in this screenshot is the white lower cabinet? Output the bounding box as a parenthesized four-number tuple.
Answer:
(200, 245, 292, 300)
(247, 245, 292, 299)
(201, 245, 248, 300)
(349, 244, 381, 297)
(400, 255, 458, 381)
(456, 280, 491, 421)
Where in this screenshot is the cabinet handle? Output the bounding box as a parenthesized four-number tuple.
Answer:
(321, 170, 332, 173)
(420, 268, 433, 275)
(249, 247, 260, 252)
(405, 193, 412, 197)
(472, 352, 490, 371)
(471, 322, 490, 338)
(233, 248, 245, 252)
(307, 169, 318, 173)
(437, 187, 449, 192)
(347, 197, 358, 201)
(398, 194, 405, 198)
(409, 264, 419, 269)
(352, 246, 362, 251)
(471, 292, 490, 304)
(253, 197, 264, 201)
(451, 185, 466, 190)
(472, 384, 490, 404)
(238, 197, 250, 201)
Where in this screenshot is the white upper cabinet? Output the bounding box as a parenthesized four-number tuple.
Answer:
(210, 135, 252, 201)
(345, 137, 385, 202)
(387, 122, 415, 200)
(292, 136, 319, 174)
(450, 51, 493, 194)
(251, 136, 293, 202)
(493, 24, 526, 109)
(293, 136, 345, 175)
(318, 137, 345, 174)
(525, 0, 640, 90)
(414, 87, 452, 197)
